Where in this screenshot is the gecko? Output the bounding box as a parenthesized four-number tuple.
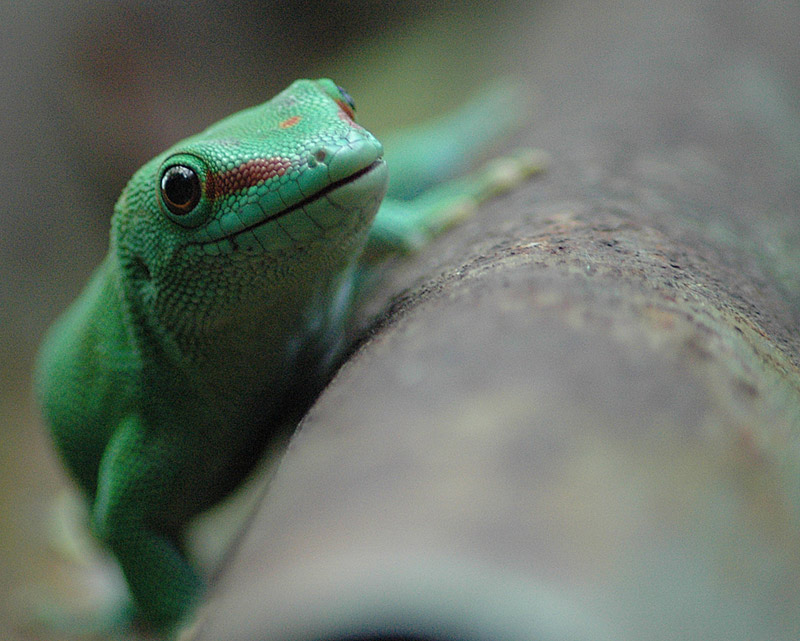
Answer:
(35, 78, 545, 634)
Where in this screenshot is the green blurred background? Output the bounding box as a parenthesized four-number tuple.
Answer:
(0, 1, 538, 637)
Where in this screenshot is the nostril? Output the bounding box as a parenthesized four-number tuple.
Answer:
(310, 147, 328, 166)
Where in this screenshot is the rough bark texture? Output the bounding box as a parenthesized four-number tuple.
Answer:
(188, 1, 800, 640)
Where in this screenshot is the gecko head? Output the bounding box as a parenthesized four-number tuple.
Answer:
(112, 79, 387, 336)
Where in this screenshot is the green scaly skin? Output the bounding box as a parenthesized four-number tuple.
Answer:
(35, 78, 545, 634)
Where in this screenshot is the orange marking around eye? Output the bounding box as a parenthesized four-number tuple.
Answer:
(279, 115, 302, 128)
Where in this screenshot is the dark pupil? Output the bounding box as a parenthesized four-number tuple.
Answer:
(161, 165, 200, 215)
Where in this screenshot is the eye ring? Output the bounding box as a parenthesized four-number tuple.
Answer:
(161, 165, 201, 216)
(157, 154, 213, 228)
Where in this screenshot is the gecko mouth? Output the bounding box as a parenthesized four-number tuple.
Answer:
(195, 158, 386, 247)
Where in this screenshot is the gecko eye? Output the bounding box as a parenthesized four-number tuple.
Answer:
(317, 79, 357, 120)
(158, 154, 213, 228)
(161, 165, 201, 216)
(336, 86, 356, 113)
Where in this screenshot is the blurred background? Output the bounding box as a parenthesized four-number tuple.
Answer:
(2, 1, 799, 639)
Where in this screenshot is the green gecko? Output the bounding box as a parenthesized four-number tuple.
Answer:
(35, 78, 545, 634)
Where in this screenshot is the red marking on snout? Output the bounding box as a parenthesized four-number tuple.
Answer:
(279, 115, 302, 128)
(208, 157, 293, 198)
